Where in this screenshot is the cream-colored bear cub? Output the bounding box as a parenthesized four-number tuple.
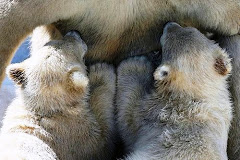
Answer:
(0, 31, 116, 160)
(117, 22, 232, 160)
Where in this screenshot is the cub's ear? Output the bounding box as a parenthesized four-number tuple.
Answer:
(69, 71, 89, 89)
(214, 50, 232, 76)
(154, 65, 170, 81)
(6, 63, 26, 85)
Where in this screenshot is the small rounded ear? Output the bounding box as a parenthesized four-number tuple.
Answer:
(70, 71, 89, 88)
(214, 50, 232, 76)
(154, 65, 170, 80)
(6, 63, 26, 85)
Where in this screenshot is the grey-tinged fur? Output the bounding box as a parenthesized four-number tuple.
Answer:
(0, 0, 240, 85)
(0, 31, 116, 160)
(215, 35, 240, 160)
(117, 23, 232, 160)
(116, 56, 154, 152)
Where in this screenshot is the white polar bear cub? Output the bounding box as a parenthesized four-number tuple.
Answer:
(0, 30, 116, 160)
(117, 23, 232, 160)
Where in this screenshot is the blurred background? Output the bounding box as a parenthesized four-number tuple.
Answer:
(0, 38, 30, 126)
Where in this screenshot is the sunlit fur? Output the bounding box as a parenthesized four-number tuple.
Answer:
(0, 0, 240, 85)
(117, 24, 232, 160)
(0, 31, 116, 160)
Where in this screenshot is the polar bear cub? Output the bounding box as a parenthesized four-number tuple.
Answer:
(0, 30, 116, 160)
(117, 22, 232, 160)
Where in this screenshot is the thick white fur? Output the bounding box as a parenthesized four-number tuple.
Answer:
(117, 25, 232, 160)
(0, 0, 240, 85)
(0, 31, 116, 160)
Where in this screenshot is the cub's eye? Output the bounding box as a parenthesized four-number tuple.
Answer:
(162, 71, 168, 77)
(46, 55, 51, 59)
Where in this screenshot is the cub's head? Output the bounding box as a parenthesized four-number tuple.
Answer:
(7, 31, 88, 109)
(154, 22, 231, 97)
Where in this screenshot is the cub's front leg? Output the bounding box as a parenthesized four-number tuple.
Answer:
(88, 63, 116, 159)
(116, 56, 154, 150)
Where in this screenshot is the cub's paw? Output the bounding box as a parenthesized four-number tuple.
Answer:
(89, 63, 116, 85)
(117, 56, 153, 76)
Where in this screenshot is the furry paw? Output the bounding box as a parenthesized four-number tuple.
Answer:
(117, 56, 153, 76)
(89, 63, 116, 86)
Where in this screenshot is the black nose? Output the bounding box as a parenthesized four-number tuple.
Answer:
(161, 22, 181, 46)
(164, 22, 181, 30)
(65, 31, 88, 52)
(65, 31, 82, 41)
